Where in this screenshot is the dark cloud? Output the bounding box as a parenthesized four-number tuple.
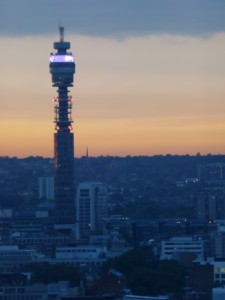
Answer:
(0, 0, 225, 37)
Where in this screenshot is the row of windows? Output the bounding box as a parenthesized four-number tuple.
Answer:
(215, 267, 225, 273)
(0, 252, 32, 256)
(0, 295, 43, 300)
(164, 242, 202, 246)
(0, 257, 32, 262)
(79, 206, 91, 210)
(0, 288, 25, 293)
(215, 280, 225, 285)
(58, 260, 103, 266)
(17, 238, 68, 243)
(0, 268, 16, 273)
(164, 251, 202, 255)
(215, 273, 225, 278)
(80, 211, 91, 215)
(57, 248, 97, 253)
(164, 247, 202, 250)
(79, 198, 90, 202)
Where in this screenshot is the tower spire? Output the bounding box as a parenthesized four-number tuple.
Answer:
(59, 26, 64, 42)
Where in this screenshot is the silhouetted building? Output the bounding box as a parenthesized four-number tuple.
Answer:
(192, 263, 214, 291)
(198, 163, 225, 183)
(38, 177, 54, 200)
(49, 27, 76, 231)
(212, 229, 225, 259)
(196, 192, 225, 221)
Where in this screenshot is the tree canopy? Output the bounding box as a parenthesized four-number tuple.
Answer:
(101, 247, 186, 296)
(31, 263, 83, 286)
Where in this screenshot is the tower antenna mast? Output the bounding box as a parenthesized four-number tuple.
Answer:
(59, 26, 64, 42)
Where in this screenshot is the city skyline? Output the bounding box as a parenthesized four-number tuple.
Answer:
(1, 0, 225, 157)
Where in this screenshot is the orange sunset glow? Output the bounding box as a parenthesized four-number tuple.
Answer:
(1, 2, 225, 158)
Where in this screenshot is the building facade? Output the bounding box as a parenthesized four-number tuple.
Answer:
(38, 177, 54, 200)
(160, 237, 204, 260)
(76, 182, 108, 239)
(198, 163, 225, 183)
(196, 192, 225, 221)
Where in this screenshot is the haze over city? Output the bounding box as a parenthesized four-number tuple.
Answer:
(1, 0, 225, 157)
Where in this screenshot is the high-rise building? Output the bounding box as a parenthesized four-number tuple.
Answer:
(213, 230, 225, 258)
(38, 177, 54, 200)
(49, 27, 76, 230)
(196, 191, 225, 221)
(198, 163, 225, 183)
(76, 182, 108, 239)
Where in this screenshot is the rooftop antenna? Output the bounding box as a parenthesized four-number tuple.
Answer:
(86, 147, 89, 158)
(59, 26, 64, 42)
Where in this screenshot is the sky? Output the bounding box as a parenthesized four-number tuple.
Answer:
(1, 0, 225, 157)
